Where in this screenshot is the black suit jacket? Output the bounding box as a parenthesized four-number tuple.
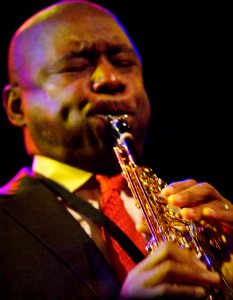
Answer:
(0, 168, 121, 300)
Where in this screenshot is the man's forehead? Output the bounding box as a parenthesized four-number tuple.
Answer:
(14, 9, 130, 57)
(14, 3, 127, 50)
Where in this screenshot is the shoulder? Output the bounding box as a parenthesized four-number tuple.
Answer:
(0, 167, 33, 196)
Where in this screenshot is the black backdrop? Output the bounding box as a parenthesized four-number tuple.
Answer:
(0, 1, 232, 199)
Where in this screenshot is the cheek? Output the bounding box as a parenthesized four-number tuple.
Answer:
(21, 88, 61, 117)
(42, 79, 89, 122)
(22, 86, 77, 126)
(26, 109, 59, 140)
(133, 76, 151, 114)
(22, 93, 64, 143)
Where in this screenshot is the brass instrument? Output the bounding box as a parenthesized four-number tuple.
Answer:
(107, 114, 233, 300)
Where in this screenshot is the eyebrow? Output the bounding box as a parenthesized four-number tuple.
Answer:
(59, 41, 137, 58)
(49, 41, 140, 72)
(105, 42, 142, 62)
(106, 44, 138, 55)
(57, 49, 90, 63)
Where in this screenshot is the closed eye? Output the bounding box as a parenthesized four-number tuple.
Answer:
(60, 59, 90, 73)
(111, 58, 136, 68)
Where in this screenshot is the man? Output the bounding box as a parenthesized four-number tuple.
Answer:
(0, 1, 232, 299)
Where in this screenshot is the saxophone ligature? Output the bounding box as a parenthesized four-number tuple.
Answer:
(106, 114, 233, 300)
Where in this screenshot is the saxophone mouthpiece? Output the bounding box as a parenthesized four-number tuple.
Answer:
(105, 114, 131, 139)
(106, 114, 136, 161)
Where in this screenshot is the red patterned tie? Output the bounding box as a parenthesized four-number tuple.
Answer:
(96, 174, 147, 282)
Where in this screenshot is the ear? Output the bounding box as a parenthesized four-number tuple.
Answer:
(3, 84, 26, 127)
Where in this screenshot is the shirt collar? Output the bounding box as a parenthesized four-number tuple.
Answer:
(32, 155, 93, 192)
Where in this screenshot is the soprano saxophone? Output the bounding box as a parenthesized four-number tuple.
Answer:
(106, 114, 233, 300)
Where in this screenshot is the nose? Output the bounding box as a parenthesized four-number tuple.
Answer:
(91, 57, 125, 94)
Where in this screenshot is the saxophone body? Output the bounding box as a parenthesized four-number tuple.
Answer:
(107, 114, 233, 300)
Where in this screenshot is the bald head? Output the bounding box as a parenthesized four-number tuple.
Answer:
(8, 0, 133, 86)
(15, 0, 113, 35)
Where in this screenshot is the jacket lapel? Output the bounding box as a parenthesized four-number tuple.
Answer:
(0, 169, 120, 298)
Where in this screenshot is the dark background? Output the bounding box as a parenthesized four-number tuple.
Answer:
(0, 1, 232, 199)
